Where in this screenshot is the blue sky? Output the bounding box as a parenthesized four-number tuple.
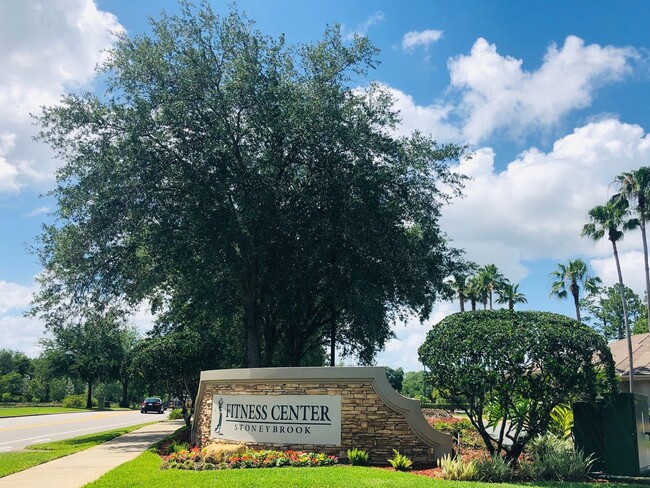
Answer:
(2, 0, 650, 370)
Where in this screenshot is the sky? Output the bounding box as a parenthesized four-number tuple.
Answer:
(2, 0, 650, 371)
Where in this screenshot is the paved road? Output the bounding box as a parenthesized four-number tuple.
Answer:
(0, 410, 169, 452)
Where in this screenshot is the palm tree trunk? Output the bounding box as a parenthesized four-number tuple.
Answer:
(571, 284, 581, 322)
(613, 240, 634, 393)
(459, 292, 465, 312)
(641, 218, 650, 334)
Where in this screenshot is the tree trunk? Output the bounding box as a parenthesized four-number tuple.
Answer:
(613, 240, 634, 393)
(488, 289, 493, 310)
(641, 217, 650, 334)
(571, 284, 581, 322)
(120, 379, 129, 408)
(243, 268, 260, 368)
(86, 380, 93, 409)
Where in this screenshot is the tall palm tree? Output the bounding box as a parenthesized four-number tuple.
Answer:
(496, 281, 527, 310)
(582, 198, 635, 392)
(466, 276, 481, 311)
(477, 264, 505, 310)
(447, 261, 478, 312)
(614, 167, 650, 332)
(550, 259, 601, 322)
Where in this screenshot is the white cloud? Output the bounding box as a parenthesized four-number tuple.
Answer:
(375, 302, 456, 372)
(26, 206, 49, 217)
(0, 315, 46, 356)
(401, 29, 443, 52)
(441, 119, 650, 281)
(382, 84, 461, 141)
(0, 280, 34, 314)
(0, 0, 124, 193)
(342, 11, 385, 41)
(449, 36, 636, 142)
(590, 251, 648, 297)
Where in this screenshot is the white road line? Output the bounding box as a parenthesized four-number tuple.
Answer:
(0, 419, 155, 446)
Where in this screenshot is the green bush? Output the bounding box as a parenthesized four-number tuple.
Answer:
(387, 450, 412, 471)
(430, 417, 481, 449)
(62, 394, 96, 408)
(438, 454, 479, 481)
(549, 404, 574, 440)
(522, 433, 595, 481)
(476, 455, 512, 482)
(168, 408, 183, 420)
(347, 448, 369, 466)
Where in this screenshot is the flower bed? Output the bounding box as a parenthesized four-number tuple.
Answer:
(163, 447, 338, 471)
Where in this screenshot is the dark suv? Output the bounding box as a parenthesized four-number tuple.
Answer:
(141, 397, 165, 414)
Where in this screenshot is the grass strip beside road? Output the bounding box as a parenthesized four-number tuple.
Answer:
(0, 422, 155, 478)
(85, 450, 637, 488)
(0, 406, 133, 418)
(0, 407, 86, 417)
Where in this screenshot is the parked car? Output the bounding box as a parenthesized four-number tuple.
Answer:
(141, 397, 165, 414)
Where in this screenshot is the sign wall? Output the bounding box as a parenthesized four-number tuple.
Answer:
(211, 394, 342, 445)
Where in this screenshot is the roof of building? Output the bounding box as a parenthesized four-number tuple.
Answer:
(610, 333, 650, 376)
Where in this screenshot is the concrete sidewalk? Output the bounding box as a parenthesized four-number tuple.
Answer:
(0, 419, 184, 488)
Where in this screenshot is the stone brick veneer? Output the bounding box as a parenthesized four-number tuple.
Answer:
(192, 367, 452, 466)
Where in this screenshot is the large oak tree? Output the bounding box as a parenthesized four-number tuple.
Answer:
(33, 3, 465, 367)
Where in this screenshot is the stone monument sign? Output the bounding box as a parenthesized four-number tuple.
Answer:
(192, 366, 452, 465)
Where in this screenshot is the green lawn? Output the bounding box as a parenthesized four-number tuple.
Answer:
(0, 406, 133, 418)
(85, 450, 636, 488)
(0, 422, 154, 478)
(0, 406, 86, 417)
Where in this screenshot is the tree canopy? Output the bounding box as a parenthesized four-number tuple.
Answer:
(418, 310, 617, 461)
(32, 3, 466, 368)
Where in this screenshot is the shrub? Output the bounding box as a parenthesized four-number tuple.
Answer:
(387, 450, 412, 471)
(347, 447, 369, 466)
(169, 441, 188, 454)
(438, 454, 479, 481)
(62, 394, 96, 408)
(476, 455, 512, 482)
(430, 417, 482, 449)
(522, 432, 595, 481)
(168, 408, 183, 420)
(549, 404, 574, 440)
(419, 310, 617, 461)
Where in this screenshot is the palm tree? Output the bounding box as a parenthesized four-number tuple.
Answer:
(466, 276, 481, 311)
(614, 167, 650, 332)
(582, 198, 635, 392)
(447, 261, 478, 312)
(477, 264, 505, 310)
(550, 259, 601, 322)
(496, 282, 527, 310)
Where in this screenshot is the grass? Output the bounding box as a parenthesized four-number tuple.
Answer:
(85, 450, 639, 488)
(0, 406, 133, 418)
(0, 406, 86, 417)
(0, 422, 154, 478)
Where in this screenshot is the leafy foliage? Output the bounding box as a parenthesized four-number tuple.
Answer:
(582, 284, 643, 340)
(347, 448, 370, 466)
(387, 450, 412, 471)
(384, 367, 404, 393)
(419, 310, 617, 461)
(438, 454, 479, 481)
(33, 2, 466, 369)
(548, 404, 574, 440)
(519, 433, 595, 481)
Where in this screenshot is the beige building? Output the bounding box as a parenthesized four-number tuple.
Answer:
(610, 333, 650, 398)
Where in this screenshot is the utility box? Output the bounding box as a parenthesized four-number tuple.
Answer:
(574, 393, 650, 476)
